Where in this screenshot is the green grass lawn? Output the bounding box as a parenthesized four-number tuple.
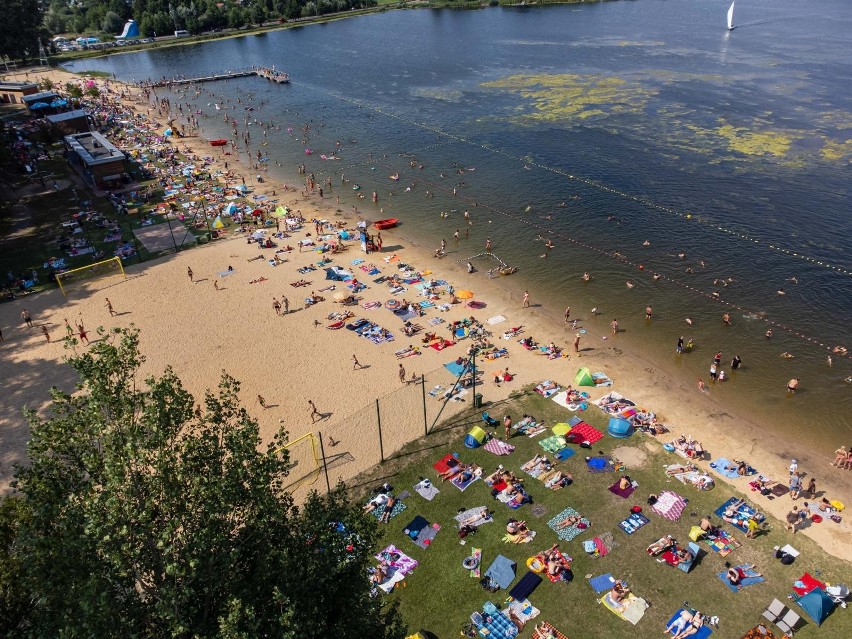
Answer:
(354, 387, 851, 639)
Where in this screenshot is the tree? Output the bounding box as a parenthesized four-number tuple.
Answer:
(0, 0, 44, 61)
(102, 10, 126, 35)
(5, 327, 404, 638)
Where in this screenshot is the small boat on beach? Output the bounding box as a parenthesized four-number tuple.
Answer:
(209, 139, 228, 147)
(727, 1, 736, 31)
(374, 218, 399, 230)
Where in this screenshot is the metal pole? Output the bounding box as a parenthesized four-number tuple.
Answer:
(471, 349, 476, 408)
(421, 373, 428, 437)
(317, 431, 331, 494)
(376, 398, 384, 463)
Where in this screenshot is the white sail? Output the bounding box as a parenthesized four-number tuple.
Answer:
(727, 1, 735, 30)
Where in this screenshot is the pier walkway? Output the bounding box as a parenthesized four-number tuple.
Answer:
(147, 67, 289, 88)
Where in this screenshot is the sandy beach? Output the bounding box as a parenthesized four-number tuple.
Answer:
(1, 67, 850, 564)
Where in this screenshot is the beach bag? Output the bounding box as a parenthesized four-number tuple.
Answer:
(630, 506, 643, 514)
(647, 495, 658, 506)
(775, 549, 795, 565)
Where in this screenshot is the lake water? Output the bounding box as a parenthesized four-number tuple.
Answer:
(65, 0, 852, 452)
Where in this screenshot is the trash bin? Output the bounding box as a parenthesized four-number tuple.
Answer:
(473, 393, 483, 409)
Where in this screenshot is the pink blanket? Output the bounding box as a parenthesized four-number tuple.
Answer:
(652, 490, 687, 521)
(484, 438, 516, 456)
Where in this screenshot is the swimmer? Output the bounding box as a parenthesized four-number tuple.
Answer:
(626, 281, 634, 289)
(685, 317, 693, 326)
(777, 288, 786, 295)
(642, 240, 650, 246)
(653, 273, 661, 281)
(765, 329, 773, 338)
(582, 272, 591, 282)
(787, 276, 798, 284)
(781, 352, 794, 359)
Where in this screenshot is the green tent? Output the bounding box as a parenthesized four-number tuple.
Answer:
(574, 367, 594, 386)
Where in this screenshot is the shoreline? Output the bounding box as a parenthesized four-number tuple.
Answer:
(1, 67, 850, 562)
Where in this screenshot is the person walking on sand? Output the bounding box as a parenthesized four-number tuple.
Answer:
(187, 266, 194, 283)
(645, 305, 653, 320)
(785, 506, 799, 534)
(399, 363, 406, 384)
(564, 307, 570, 323)
(789, 473, 802, 500)
(697, 378, 706, 392)
(352, 354, 364, 370)
(610, 318, 619, 335)
(105, 298, 116, 316)
(41, 325, 50, 342)
(273, 298, 282, 316)
(807, 477, 816, 497)
(787, 378, 799, 393)
(257, 395, 268, 409)
(308, 399, 320, 423)
(832, 446, 847, 467)
(574, 333, 581, 353)
(522, 291, 530, 308)
(21, 309, 33, 328)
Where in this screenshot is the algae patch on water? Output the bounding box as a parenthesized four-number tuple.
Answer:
(481, 73, 654, 123)
(715, 123, 793, 157)
(820, 138, 852, 162)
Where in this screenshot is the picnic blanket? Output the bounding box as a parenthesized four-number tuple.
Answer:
(370, 499, 407, 521)
(484, 554, 516, 589)
(600, 592, 649, 625)
(402, 516, 440, 549)
(484, 438, 516, 456)
(414, 479, 439, 501)
(539, 435, 567, 454)
(454, 507, 494, 529)
(433, 453, 460, 475)
(548, 507, 590, 542)
(531, 622, 568, 639)
(704, 529, 741, 557)
(619, 512, 650, 534)
(652, 491, 688, 521)
(714, 497, 763, 533)
(589, 573, 617, 593)
(586, 456, 615, 473)
(666, 609, 713, 639)
(476, 608, 518, 639)
(718, 566, 765, 592)
(710, 458, 741, 479)
(609, 480, 637, 499)
(592, 531, 618, 556)
(567, 422, 604, 445)
(509, 571, 542, 600)
(375, 544, 419, 575)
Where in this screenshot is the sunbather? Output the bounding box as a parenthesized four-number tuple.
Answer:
(378, 496, 398, 524)
(673, 611, 705, 639)
(666, 610, 694, 636)
(554, 514, 582, 530)
(522, 454, 550, 473)
(438, 463, 466, 481)
(699, 515, 719, 536)
(506, 518, 528, 535)
(618, 475, 632, 491)
(363, 492, 391, 513)
(722, 498, 747, 523)
(544, 470, 573, 489)
(674, 546, 694, 564)
(458, 509, 491, 528)
(726, 564, 761, 586)
(608, 581, 631, 612)
(369, 563, 389, 585)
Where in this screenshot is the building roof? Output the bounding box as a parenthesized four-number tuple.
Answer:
(64, 131, 126, 167)
(22, 91, 60, 104)
(46, 109, 90, 124)
(0, 81, 39, 92)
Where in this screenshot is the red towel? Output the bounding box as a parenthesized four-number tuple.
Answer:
(433, 453, 458, 474)
(793, 572, 825, 597)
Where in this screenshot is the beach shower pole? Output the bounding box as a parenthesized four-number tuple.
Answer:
(376, 399, 385, 463)
(317, 432, 331, 494)
(421, 374, 428, 437)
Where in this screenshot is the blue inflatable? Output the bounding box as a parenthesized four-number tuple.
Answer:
(607, 417, 634, 438)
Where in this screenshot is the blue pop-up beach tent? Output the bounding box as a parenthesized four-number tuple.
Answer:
(607, 417, 634, 438)
(797, 588, 835, 625)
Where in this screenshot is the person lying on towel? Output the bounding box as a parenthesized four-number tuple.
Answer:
(438, 462, 467, 481)
(726, 564, 762, 587)
(673, 611, 705, 639)
(607, 581, 631, 612)
(647, 535, 676, 556)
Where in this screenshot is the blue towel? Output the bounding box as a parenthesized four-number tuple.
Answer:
(589, 573, 616, 593)
(445, 361, 474, 376)
(717, 567, 765, 592)
(556, 448, 576, 461)
(714, 497, 758, 533)
(710, 458, 740, 479)
(484, 554, 516, 590)
(666, 609, 713, 638)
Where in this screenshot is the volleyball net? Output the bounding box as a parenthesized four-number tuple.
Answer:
(55, 256, 126, 297)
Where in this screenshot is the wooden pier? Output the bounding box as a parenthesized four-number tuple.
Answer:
(149, 67, 289, 88)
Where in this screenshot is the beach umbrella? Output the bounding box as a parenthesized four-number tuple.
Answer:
(236, 184, 248, 193)
(29, 102, 49, 109)
(50, 98, 68, 107)
(333, 291, 348, 302)
(212, 216, 225, 229)
(274, 205, 288, 217)
(456, 290, 474, 300)
(552, 423, 572, 436)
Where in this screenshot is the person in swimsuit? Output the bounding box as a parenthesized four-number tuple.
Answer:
(674, 612, 705, 639)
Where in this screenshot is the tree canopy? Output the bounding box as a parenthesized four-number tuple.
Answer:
(0, 327, 404, 639)
(0, 0, 44, 61)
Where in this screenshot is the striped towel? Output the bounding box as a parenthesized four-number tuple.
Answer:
(652, 490, 688, 521)
(484, 438, 516, 456)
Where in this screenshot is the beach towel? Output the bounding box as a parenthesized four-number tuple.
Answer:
(567, 421, 604, 445)
(522, 456, 548, 479)
(516, 421, 546, 438)
(484, 438, 516, 456)
(487, 315, 507, 325)
(376, 544, 419, 575)
(531, 622, 568, 639)
(592, 532, 618, 556)
(550, 389, 575, 410)
(395, 309, 418, 322)
(548, 507, 590, 542)
(427, 385, 445, 398)
(444, 359, 472, 376)
(476, 608, 518, 639)
(771, 484, 790, 497)
(589, 573, 616, 593)
(592, 372, 613, 387)
(710, 458, 741, 479)
(539, 435, 567, 454)
(509, 571, 542, 600)
(414, 479, 439, 501)
(469, 548, 482, 577)
(508, 599, 541, 624)
(433, 453, 459, 475)
(619, 512, 650, 534)
(714, 497, 763, 533)
(792, 572, 825, 597)
(718, 566, 765, 592)
(535, 382, 561, 398)
(609, 480, 636, 499)
(375, 565, 406, 593)
(454, 506, 494, 529)
(586, 456, 615, 473)
(703, 529, 741, 557)
(452, 470, 480, 492)
(217, 270, 236, 277)
(484, 554, 516, 589)
(652, 491, 688, 521)
(371, 499, 407, 522)
(555, 447, 575, 461)
(600, 592, 649, 625)
(666, 610, 713, 639)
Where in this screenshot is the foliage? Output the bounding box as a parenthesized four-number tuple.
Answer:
(43, 0, 378, 37)
(3, 327, 404, 638)
(0, 0, 45, 61)
(64, 82, 84, 98)
(38, 78, 55, 91)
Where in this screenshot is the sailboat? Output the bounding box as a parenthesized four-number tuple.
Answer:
(727, 1, 736, 31)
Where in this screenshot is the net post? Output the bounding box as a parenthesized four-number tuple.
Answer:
(421, 373, 428, 437)
(376, 398, 384, 463)
(317, 432, 331, 494)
